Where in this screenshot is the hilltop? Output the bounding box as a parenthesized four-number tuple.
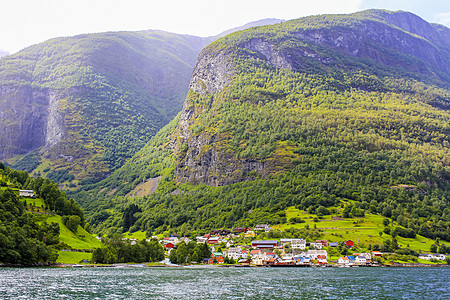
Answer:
(74, 10, 449, 251)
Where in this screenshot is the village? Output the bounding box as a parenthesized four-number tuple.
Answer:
(122, 224, 449, 267)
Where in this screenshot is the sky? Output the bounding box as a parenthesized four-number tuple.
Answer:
(1, 0, 449, 54)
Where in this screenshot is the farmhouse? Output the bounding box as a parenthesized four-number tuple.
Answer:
(19, 190, 35, 197)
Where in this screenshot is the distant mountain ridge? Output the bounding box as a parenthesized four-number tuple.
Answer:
(0, 18, 281, 186)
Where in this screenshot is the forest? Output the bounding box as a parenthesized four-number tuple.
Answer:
(0, 163, 87, 265)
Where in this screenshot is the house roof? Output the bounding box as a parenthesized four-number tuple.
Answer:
(252, 240, 278, 244)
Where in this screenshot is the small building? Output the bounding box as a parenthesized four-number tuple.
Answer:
(252, 240, 279, 249)
(316, 240, 328, 247)
(164, 242, 175, 250)
(202, 258, 213, 264)
(345, 240, 354, 248)
(211, 252, 225, 263)
(208, 237, 220, 244)
(309, 242, 323, 250)
(306, 250, 328, 260)
(355, 255, 367, 265)
(419, 254, 447, 260)
(196, 236, 207, 244)
(371, 251, 383, 258)
(254, 224, 271, 232)
(291, 239, 306, 250)
(329, 242, 339, 247)
(317, 254, 328, 265)
(19, 190, 35, 197)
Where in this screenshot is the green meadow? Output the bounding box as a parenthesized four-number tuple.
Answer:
(276, 206, 445, 253)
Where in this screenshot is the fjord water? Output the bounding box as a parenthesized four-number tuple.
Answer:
(0, 267, 448, 299)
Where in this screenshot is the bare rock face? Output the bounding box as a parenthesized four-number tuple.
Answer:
(0, 86, 65, 159)
(173, 10, 450, 187)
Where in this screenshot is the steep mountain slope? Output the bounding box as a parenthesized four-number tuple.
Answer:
(76, 10, 449, 241)
(0, 30, 204, 185)
(0, 19, 282, 188)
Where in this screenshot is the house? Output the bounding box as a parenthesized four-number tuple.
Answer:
(244, 231, 255, 238)
(317, 255, 328, 265)
(419, 254, 447, 260)
(202, 258, 213, 264)
(211, 252, 225, 263)
(306, 250, 328, 260)
(309, 242, 323, 250)
(296, 257, 311, 265)
(280, 239, 293, 246)
(196, 236, 208, 244)
(338, 256, 350, 265)
(237, 259, 250, 265)
(354, 253, 371, 260)
(164, 242, 175, 250)
(252, 240, 279, 249)
(226, 239, 234, 248)
(329, 242, 339, 247)
(254, 224, 271, 232)
(355, 255, 367, 265)
(164, 236, 179, 244)
(346, 256, 356, 265)
(316, 240, 328, 247)
(291, 239, 306, 250)
(345, 240, 354, 248)
(208, 237, 220, 244)
(233, 227, 249, 233)
(227, 247, 246, 260)
(19, 190, 35, 197)
(371, 251, 383, 258)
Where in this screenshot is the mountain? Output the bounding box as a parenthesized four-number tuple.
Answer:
(0, 50, 9, 58)
(75, 10, 450, 243)
(0, 19, 283, 188)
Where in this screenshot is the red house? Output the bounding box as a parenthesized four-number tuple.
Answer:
(164, 243, 175, 250)
(202, 258, 213, 264)
(345, 240, 354, 248)
(252, 240, 279, 249)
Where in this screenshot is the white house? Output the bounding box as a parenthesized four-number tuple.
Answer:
(227, 247, 247, 260)
(196, 236, 207, 244)
(19, 190, 35, 197)
(419, 254, 446, 260)
(306, 250, 328, 260)
(309, 242, 323, 250)
(291, 239, 306, 250)
(355, 255, 367, 265)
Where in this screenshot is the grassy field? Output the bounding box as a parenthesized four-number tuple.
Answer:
(276, 206, 446, 253)
(124, 230, 147, 240)
(56, 251, 92, 264)
(35, 214, 102, 250)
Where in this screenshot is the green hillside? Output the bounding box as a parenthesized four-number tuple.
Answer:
(0, 163, 100, 265)
(74, 10, 449, 251)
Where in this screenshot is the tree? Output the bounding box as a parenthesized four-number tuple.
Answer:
(430, 244, 438, 253)
(65, 215, 81, 232)
(383, 219, 390, 226)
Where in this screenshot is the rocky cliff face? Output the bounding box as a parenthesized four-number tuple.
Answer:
(0, 86, 65, 159)
(173, 10, 450, 187)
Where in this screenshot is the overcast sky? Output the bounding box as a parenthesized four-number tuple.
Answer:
(1, 0, 449, 54)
